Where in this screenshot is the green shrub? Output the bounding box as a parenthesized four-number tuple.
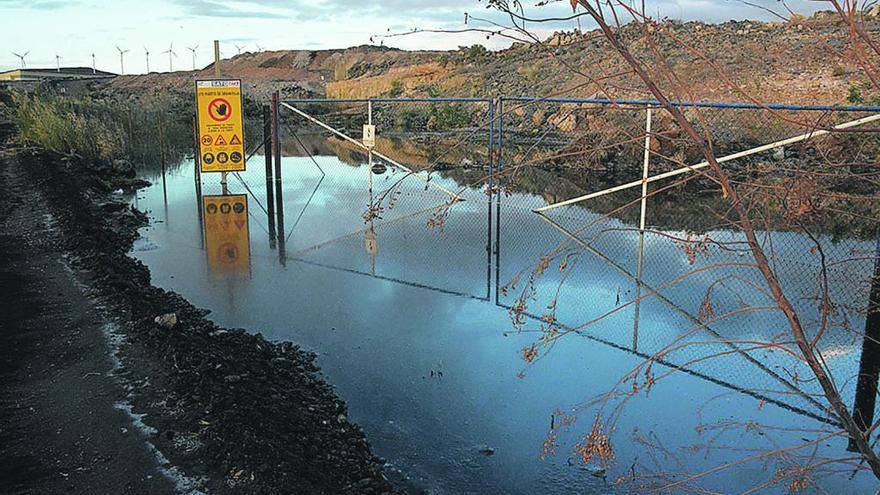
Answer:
(12, 91, 122, 160)
(428, 104, 471, 130)
(10, 90, 191, 167)
(848, 83, 864, 104)
(466, 44, 488, 60)
(393, 108, 425, 130)
(390, 80, 404, 97)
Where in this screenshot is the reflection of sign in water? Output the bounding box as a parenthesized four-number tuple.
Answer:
(196, 80, 245, 173)
(203, 194, 250, 277)
(364, 227, 377, 256)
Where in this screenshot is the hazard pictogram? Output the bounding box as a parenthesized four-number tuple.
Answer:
(214, 135, 227, 146)
(208, 98, 232, 122)
(229, 134, 241, 145)
(218, 243, 239, 264)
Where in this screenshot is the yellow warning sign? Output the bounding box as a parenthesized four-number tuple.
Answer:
(196, 80, 245, 173)
(203, 194, 250, 278)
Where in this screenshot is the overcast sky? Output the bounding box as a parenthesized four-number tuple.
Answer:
(0, 0, 827, 74)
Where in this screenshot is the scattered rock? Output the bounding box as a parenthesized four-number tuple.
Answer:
(772, 147, 785, 161)
(154, 313, 177, 329)
(477, 445, 495, 456)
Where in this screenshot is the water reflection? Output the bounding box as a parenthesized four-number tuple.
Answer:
(202, 194, 251, 279)
(137, 150, 880, 494)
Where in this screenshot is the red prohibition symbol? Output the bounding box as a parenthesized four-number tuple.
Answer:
(208, 98, 232, 122)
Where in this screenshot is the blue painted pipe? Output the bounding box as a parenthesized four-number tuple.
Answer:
(500, 96, 880, 113)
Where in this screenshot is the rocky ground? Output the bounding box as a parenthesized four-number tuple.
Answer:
(0, 122, 401, 493)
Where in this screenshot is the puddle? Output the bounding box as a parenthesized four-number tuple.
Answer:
(131, 154, 877, 494)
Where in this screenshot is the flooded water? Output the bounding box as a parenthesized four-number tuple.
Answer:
(131, 147, 879, 494)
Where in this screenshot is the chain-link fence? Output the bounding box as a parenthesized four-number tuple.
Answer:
(191, 94, 880, 425)
(496, 97, 880, 423)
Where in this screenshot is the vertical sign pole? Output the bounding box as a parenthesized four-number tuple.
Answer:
(214, 40, 228, 194)
(633, 106, 652, 351)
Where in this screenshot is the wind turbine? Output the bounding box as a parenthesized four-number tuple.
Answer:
(233, 43, 244, 55)
(144, 46, 150, 73)
(11, 51, 28, 68)
(255, 43, 263, 52)
(91, 53, 96, 74)
(115, 45, 130, 75)
(55, 54, 61, 72)
(162, 43, 177, 72)
(187, 44, 198, 70)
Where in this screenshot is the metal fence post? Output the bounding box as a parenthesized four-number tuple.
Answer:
(494, 97, 504, 304)
(633, 106, 653, 351)
(486, 97, 495, 300)
(263, 104, 276, 246)
(272, 91, 286, 263)
(192, 115, 204, 250)
(850, 235, 880, 451)
(367, 99, 373, 201)
(488, 97, 495, 189)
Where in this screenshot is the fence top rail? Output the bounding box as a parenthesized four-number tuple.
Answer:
(281, 96, 880, 112)
(281, 97, 491, 104)
(502, 96, 880, 113)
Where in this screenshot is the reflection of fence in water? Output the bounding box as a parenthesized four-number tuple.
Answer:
(263, 98, 497, 300)
(496, 97, 880, 423)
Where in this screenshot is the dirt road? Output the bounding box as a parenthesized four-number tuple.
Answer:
(0, 144, 177, 493)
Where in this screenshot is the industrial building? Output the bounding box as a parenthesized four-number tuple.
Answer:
(0, 67, 115, 81)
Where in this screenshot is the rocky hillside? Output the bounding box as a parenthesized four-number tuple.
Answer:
(108, 45, 442, 103)
(107, 11, 880, 106)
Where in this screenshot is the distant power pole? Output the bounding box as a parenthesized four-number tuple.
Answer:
(214, 40, 220, 78)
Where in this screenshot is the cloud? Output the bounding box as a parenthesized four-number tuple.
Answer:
(167, 0, 298, 19)
(0, 0, 77, 9)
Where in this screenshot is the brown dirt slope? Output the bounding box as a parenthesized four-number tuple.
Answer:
(108, 11, 880, 106)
